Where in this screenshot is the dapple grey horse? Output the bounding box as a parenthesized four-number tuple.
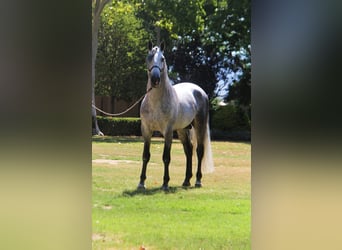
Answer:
(138, 41, 214, 190)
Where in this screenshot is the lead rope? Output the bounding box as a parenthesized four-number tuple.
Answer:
(92, 87, 153, 117)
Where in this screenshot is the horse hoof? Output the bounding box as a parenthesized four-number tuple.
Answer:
(195, 182, 202, 188)
(161, 185, 169, 191)
(182, 181, 191, 187)
(137, 183, 146, 190)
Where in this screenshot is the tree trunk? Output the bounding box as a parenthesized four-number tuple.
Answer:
(92, 0, 110, 136)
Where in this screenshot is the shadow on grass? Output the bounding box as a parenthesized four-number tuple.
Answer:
(92, 136, 183, 145)
(92, 136, 143, 144)
(122, 186, 195, 197)
(93, 135, 251, 144)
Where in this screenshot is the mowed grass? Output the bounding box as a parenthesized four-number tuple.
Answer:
(92, 136, 250, 250)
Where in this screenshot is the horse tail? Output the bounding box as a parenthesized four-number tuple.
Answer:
(202, 120, 214, 173)
(190, 127, 197, 163)
(190, 120, 214, 173)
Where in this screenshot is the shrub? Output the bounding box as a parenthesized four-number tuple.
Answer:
(211, 104, 250, 132)
(97, 117, 141, 136)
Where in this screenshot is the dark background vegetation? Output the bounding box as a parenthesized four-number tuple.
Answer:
(94, 0, 251, 137)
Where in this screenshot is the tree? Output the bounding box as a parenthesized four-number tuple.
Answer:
(203, 0, 251, 108)
(133, 0, 251, 107)
(133, 0, 206, 43)
(133, 0, 217, 96)
(168, 35, 217, 99)
(95, 1, 148, 101)
(92, 0, 111, 136)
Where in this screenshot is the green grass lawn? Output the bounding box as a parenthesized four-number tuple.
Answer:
(92, 136, 250, 250)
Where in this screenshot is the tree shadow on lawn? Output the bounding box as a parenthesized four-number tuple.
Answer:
(122, 186, 195, 197)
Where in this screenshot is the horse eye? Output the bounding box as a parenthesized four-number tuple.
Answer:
(161, 57, 165, 62)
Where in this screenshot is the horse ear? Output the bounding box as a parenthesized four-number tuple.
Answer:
(160, 41, 165, 51)
(148, 41, 153, 51)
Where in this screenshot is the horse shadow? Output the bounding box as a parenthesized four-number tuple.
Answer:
(122, 186, 195, 197)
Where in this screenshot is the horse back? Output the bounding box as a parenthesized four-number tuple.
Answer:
(173, 82, 208, 111)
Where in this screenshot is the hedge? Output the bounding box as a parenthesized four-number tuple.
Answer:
(210, 104, 251, 141)
(211, 104, 250, 132)
(96, 116, 141, 136)
(96, 108, 251, 140)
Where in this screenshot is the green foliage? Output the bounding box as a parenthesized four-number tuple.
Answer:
(95, 1, 149, 100)
(212, 104, 250, 131)
(96, 117, 141, 136)
(134, 0, 206, 40)
(226, 67, 251, 106)
(133, 0, 251, 102)
(202, 0, 251, 104)
(210, 97, 221, 111)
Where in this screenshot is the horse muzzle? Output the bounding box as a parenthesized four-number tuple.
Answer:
(150, 67, 161, 87)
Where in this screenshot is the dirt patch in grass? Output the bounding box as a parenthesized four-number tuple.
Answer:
(92, 233, 105, 241)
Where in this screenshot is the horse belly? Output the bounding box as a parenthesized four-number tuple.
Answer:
(172, 102, 196, 130)
(173, 118, 193, 130)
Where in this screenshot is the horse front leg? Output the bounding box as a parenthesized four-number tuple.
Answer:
(138, 134, 151, 190)
(162, 130, 173, 190)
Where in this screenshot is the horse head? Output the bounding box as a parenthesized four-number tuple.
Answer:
(146, 41, 165, 88)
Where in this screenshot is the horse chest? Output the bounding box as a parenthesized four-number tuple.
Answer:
(141, 102, 175, 131)
(146, 110, 172, 129)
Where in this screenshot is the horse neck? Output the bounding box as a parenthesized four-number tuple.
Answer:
(147, 73, 174, 104)
(160, 72, 172, 92)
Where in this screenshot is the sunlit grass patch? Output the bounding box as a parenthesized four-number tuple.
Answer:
(93, 136, 250, 249)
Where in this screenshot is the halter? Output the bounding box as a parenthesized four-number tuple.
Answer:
(148, 64, 164, 73)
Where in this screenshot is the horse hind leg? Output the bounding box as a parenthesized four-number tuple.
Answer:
(193, 117, 207, 188)
(177, 129, 193, 187)
(195, 143, 204, 187)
